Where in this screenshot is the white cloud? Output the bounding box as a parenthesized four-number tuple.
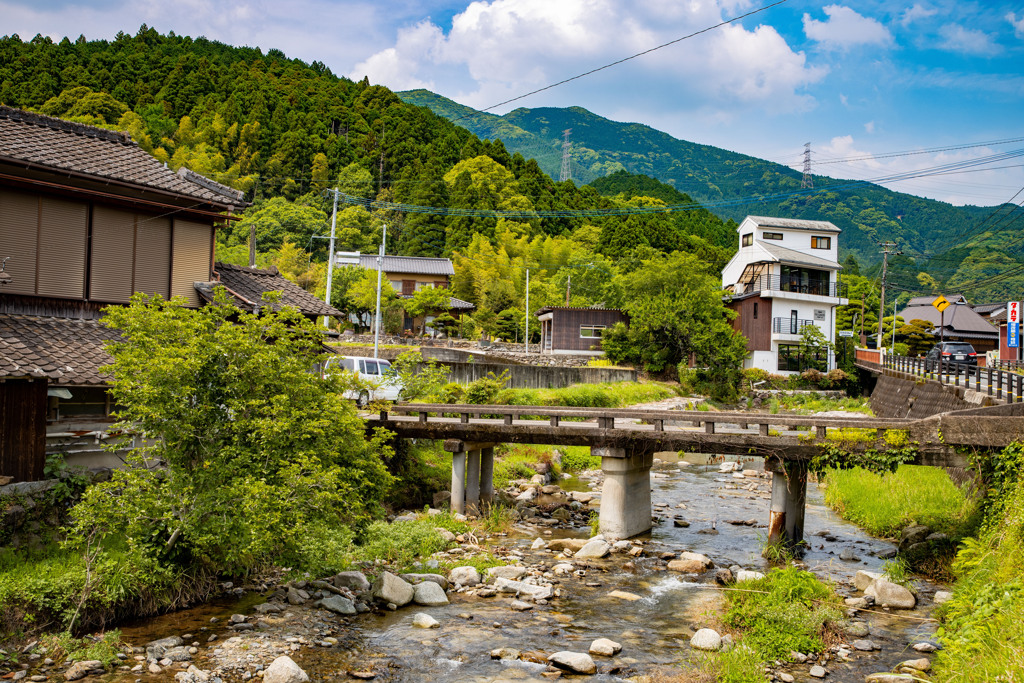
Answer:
(938, 23, 1001, 56)
(864, 120, 875, 133)
(1007, 11, 1024, 39)
(351, 0, 827, 121)
(900, 3, 937, 27)
(803, 5, 892, 50)
(840, 93, 849, 106)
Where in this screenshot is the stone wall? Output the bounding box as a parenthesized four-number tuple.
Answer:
(870, 372, 980, 418)
(428, 362, 637, 389)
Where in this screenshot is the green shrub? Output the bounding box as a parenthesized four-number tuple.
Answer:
(354, 520, 453, 570)
(561, 447, 602, 472)
(42, 630, 123, 667)
(439, 382, 465, 403)
(465, 371, 511, 404)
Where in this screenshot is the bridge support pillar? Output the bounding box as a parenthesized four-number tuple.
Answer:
(451, 452, 467, 515)
(597, 447, 653, 539)
(480, 447, 495, 505)
(767, 460, 808, 551)
(466, 449, 481, 515)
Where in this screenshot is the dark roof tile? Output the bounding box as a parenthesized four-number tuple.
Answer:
(0, 314, 115, 385)
(201, 262, 343, 317)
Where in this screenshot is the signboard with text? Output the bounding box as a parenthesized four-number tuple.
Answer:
(1009, 302, 1020, 349)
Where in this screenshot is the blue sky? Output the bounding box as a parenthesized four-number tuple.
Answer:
(3, 0, 1023, 207)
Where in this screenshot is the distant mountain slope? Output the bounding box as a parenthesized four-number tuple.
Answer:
(398, 89, 995, 269)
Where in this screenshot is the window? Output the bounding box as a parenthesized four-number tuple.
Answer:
(753, 302, 758, 319)
(778, 343, 828, 372)
(580, 325, 606, 338)
(402, 280, 416, 295)
(763, 232, 783, 241)
(741, 233, 753, 247)
(811, 235, 831, 249)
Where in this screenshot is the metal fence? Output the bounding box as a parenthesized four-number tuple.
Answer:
(738, 275, 844, 298)
(772, 317, 816, 335)
(884, 353, 1024, 402)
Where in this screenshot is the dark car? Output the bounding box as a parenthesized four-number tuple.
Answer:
(925, 341, 978, 365)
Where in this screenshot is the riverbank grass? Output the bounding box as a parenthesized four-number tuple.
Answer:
(822, 464, 977, 538)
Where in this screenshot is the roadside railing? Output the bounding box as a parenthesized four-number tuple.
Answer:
(992, 359, 1024, 372)
(883, 353, 1024, 402)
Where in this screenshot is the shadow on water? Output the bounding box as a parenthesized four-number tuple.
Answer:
(111, 454, 944, 683)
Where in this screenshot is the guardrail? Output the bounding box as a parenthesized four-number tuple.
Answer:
(992, 359, 1024, 372)
(772, 317, 816, 335)
(884, 354, 1024, 402)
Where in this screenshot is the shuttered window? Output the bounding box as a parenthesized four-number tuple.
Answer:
(134, 215, 171, 298)
(170, 219, 211, 307)
(0, 189, 39, 296)
(89, 206, 135, 303)
(37, 197, 87, 299)
(402, 280, 416, 295)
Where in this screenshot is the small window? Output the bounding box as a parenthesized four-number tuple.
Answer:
(763, 232, 783, 240)
(753, 302, 759, 319)
(811, 236, 831, 249)
(580, 325, 606, 338)
(362, 360, 379, 375)
(741, 233, 753, 247)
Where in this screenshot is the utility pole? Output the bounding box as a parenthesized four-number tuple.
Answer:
(373, 224, 387, 359)
(323, 188, 339, 329)
(248, 224, 256, 268)
(524, 268, 530, 354)
(801, 142, 813, 189)
(565, 272, 571, 306)
(877, 241, 901, 348)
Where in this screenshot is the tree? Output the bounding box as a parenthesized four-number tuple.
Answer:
(602, 251, 748, 397)
(403, 285, 452, 335)
(798, 324, 835, 372)
(349, 270, 401, 331)
(70, 292, 394, 574)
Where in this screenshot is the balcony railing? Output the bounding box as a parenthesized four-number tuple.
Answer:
(773, 317, 816, 335)
(738, 275, 844, 298)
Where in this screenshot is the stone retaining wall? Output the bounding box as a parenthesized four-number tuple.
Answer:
(870, 372, 978, 418)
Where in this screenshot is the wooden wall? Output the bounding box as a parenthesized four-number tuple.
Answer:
(0, 378, 47, 483)
(729, 296, 772, 351)
(550, 309, 626, 352)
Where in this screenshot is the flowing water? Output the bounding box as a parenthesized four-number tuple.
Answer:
(114, 454, 944, 682)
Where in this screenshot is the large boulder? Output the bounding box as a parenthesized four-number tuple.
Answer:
(64, 661, 104, 681)
(589, 638, 622, 656)
(547, 538, 588, 553)
(263, 657, 309, 683)
(668, 552, 713, 574)
(690, 629, 722, 651)
(575, 539, 611, 559)
(372, 571, 414, 607)
(401, 573, 450, 590)
(865, 578, 916, 609)
(494, 577, 553, 600)
(898, 525, 931, 551)
(332, 571, 371, 592)
(854, 570, 882, 591)
(319, 595, 357, 615)
(448, 566, 481, 587)
(413, 581, 449, 606)
(412, 613, 440, 629)
(487, 566, 527, 581)
(548, 652, 597, 674)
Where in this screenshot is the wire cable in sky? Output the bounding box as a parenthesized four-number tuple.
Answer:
(454, 0, 790, 120)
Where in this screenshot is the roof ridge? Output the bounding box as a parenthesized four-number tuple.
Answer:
(0, 105, 134, 145)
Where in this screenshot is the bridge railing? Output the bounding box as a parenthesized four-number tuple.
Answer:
(992, 359, 1024, 372)
(883, 353, 1024, 402)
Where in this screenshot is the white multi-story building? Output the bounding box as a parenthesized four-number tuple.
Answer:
(721, 216, 848, 373)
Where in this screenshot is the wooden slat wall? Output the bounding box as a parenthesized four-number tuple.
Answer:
(551, 309, 626, 352)
(90, 206, 135, 303)
(0, 379, 47, 483)
(170, 219, 212, 306)
(37, 196, 88, 299)
(730, 296, 772, 351)
(134, 214, 171, 299)
(0, 189, 40, 296)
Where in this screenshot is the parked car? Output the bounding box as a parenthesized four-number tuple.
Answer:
(925, 341, 978, 366)
(323, 355, 403, 405)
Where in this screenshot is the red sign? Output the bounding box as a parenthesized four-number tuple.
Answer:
(1010, 302, 1020, 324)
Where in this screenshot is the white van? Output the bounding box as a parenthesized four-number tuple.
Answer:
(324, 355, 403, 406)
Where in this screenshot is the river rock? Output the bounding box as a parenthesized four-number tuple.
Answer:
(148, 664, 162, 674)
(488, 566, 527, 581)
(898, 525, 931, 551)
(175, 665, 211, 683)
(607, 590, 642, 601)
(402, 573, 450, 589)
(547, 538, 588, 553)
(612, 540, 633, 553)
(714, 568, 734, 585)
(575, 538, 612, 559)
(412, 613, 440, 628)
(809, 664, 826, 678)
(735, 570, 764, 582)
(912, 642, 938, 653)
(934, 590, 953, 604)
(778, 674, 794, 683)
(64, 661, 104, 681)
(840, 547, 860, 561)
(865, 578, 916, 609)
(690, 629, 722, 651)
(898, 658, 931, 672)
(531, 538, 547, 549)
(448, 566, 481, 587)
(668, 552, 713, 573)
(494, 577, 553, 600)
(865, 675, 915, 683)
(845, 597, 869, 608)
(553, 563, 575, 575)
(548, 651, 597, 674)
(589, 638, 621, 656)
(332, 571, 370, 592)
(509, 599, 533, 611)
(319, 595, 357, 615)
(413, 581, 449, 606)
(491, 647, 521, 660)
(263, 657, 309, 683)
(854, 570, 882, 591)
(572, 492, 595, 503)
(163, 646, 193, 662)
(516, 487, 538, 502)
(852, 639, 876, 651)
(372, 572, 414, 607)
(846, 622, 870, 638)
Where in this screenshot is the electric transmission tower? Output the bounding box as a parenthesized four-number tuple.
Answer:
(801, 142, 813, 189)
(559, 129, 572, 183)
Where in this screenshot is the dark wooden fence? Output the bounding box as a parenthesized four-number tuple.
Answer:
(0, 378, 47, 483)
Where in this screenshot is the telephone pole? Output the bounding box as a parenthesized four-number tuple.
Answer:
(877, 241, 902, 347)
(323, 188, 339, 328)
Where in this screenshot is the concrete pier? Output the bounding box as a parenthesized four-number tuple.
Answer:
(768, 461, 808, 550)
(451, 452, 467, 515)
(466, 449, 481, 514)
(480, 446, 495, 505)
(597, 447, 653, 539)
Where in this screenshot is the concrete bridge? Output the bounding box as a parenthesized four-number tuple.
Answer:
(855, 347, 1024, 404)
(366, 402, 1024, 548)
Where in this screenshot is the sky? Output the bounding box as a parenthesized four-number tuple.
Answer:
(3, 0, 1024, 207)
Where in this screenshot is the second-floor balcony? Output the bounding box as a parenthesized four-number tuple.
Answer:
(773, 317, 816, 335)
(738, 274, 844, 298)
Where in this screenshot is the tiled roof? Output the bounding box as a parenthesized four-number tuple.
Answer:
(757, 241, 841, 270)
(202, 262, 343, 317)
(898, 303, 998, 336)
(744, 216, 841, 233)
(0, 106, 246, 209)
(971, 301, 1008, 316)
(396, 293, 474, 310)
(0, 314, 114, 385)
(908, 294, 967, 307)
(358, 255, 454, 276)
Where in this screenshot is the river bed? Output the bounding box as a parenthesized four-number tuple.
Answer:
(112, 454, 944, 683)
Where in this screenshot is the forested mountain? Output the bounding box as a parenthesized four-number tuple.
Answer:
(399, 89, 1024, 302)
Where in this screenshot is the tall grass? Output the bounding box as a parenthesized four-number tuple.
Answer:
(822, 465, 977, 538)
(494, 381, 675, 408)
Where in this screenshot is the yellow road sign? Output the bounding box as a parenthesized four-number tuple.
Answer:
(932, 295, 951, 313)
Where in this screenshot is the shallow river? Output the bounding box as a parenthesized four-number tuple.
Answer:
(115, 454, 944, 682)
